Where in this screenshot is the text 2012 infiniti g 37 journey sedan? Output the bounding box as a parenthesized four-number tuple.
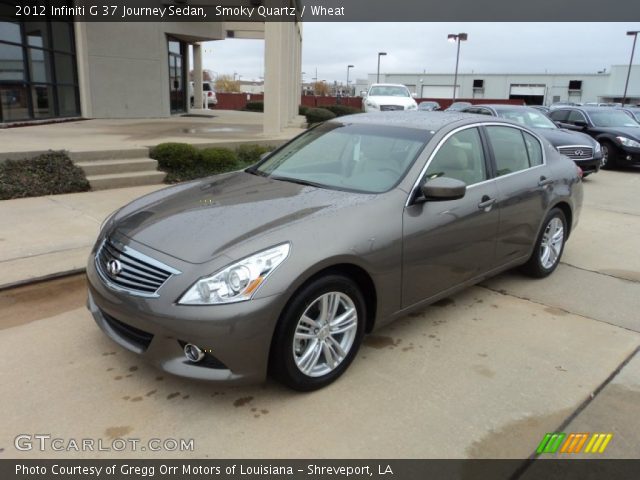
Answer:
(87, 112, 582, 391)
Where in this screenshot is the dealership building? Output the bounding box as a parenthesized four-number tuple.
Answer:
(356, 65, 640, 105)
(0, 1, 302, 134)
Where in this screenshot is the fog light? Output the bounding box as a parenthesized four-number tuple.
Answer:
(627, 155, 633, 161)
(184, 343, 205, 363)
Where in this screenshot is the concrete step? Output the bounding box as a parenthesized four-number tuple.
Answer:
(69, 148, 150, 162)
(87, 171, 166, 190)
(76, 158, 159, 176)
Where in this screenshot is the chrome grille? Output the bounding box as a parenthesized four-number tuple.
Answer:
(557, 146, 594, 160)
(380, 105, 404, 111)
(96, 238, 180, 297)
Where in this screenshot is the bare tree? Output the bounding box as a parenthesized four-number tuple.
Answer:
(215, 74, 241, 93)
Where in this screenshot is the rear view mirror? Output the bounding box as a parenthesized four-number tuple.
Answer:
(420, 177, 466, 201)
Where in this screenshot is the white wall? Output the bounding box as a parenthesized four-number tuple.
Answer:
(77, 22, 224, 118)
(364, 65, 640, 104)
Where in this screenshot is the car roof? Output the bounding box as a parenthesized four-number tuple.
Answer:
(369, 83, 408, 88)
(331, 111, 525, 132)
(471, 104, 537, 111)
(552, 106, 621, 113)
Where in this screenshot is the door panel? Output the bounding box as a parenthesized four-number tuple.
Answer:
(402, 127, 499, 308)
(483, 125, 552, 264)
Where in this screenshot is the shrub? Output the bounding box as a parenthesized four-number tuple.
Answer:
(0, 151, 90, 200)
(323, 105, 360, 117)
(298, 105, 309, 116)
(245, 101, 264, 112)
(198, 148, 238, 174)
(305, 107, 336, 125)
(236, 144, 275, 167)
(149, 143, 199, 170)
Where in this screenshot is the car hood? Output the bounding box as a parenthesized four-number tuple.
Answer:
(368, 96, 416, 106)
(593, 126, 640, 139)
(535, 128, 597, 147)
(111, 171, 362, 264)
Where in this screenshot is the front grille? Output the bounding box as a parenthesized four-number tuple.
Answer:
(103, 312, 154, 350)
(380, 105, 405, 111)
(96, 238, 180, 297)
(558, 146, 594, 160)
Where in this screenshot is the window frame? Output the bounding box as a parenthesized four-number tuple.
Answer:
(482, 124, 547, 180)
(0, 14, 79, 122)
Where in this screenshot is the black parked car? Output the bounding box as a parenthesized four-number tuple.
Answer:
(418, 101, 441, 111)
(462, 105, 603, 175)
(445, 101, 472, 112)
(549, 107, 640, 169)
(531, 105, 551, 115)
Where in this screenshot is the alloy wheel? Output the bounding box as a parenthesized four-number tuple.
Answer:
(293, 292, 358, 377)
(601, 144, 608, 167)
(539, 217, 564, 269)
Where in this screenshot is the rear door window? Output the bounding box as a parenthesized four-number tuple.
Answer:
(485, 126, 534, 177)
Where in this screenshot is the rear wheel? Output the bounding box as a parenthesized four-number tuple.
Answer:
(521, 208, 567, 278)
(600, 141, 618, 169)
(270, 275, 365, 391)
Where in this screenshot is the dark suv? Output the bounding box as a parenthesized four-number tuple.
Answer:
(463, 105, 603, 175)
(549, 107, 640, 169)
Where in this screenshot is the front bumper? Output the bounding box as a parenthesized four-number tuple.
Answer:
(618, 147, 640, 165)
(86, 251, 287, 384)
(574, 156, 602, 174)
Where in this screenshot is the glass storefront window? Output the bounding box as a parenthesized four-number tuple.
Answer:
(56, 85, 78, 116)
(0, 18, 79, 122)
(28, 48, 52, 83)
(32, 84, 53, 118)
(0, 84, 29, 121)
(0, 42, 24, 80)
(0, 21, 20, 43)
(51, 22, 72, 52)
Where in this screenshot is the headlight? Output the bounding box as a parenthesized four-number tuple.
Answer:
(366, 102, 378, 109)
(594, 142, 601, 153)
(178, 243, 290, 305)
(616, 136, 640, 148)
(407, 104, 417, 110)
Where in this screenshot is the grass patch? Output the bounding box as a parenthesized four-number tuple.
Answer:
(0, 151, 90, 200)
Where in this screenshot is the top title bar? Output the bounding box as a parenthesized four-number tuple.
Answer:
(1, 0, 640, 22)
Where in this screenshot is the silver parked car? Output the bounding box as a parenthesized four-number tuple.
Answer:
(87, 112, 583, 391)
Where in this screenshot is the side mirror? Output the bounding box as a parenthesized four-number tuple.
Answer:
(360, 91, 367, 97)
(420, 177, 466, 201)
(411, 92, 418, 98)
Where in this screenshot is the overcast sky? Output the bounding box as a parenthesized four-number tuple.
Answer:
(199, 23, 640, 83)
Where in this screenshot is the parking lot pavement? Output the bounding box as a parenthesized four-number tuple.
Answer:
(0, 170, 638, 461)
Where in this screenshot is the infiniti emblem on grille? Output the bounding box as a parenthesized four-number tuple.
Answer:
(575, 149, 584, 156)
(106, 259, 122, 277)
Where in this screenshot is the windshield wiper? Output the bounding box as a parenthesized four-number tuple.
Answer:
(245, 166, 268, 177)
(270, 175, 326, 189)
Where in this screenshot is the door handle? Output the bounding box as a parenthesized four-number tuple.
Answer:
(538, 176, 554, 187)
(478, 196, 496, 210)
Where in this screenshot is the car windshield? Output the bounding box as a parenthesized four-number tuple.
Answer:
(252, 122, 430, 194)
(368, 86, 410, 97)
(589, 111, 640, 127)
(498, 109, 557, 129)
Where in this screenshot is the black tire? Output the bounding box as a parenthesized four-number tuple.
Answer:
(600, 141, 618, 170)
(269, 274, 366, 391)
(521, 208, 567, 278)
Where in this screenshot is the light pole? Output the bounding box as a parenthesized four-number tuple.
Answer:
(622, 31, 639, 106)
(447, 33, 468, 102)
(346, 64, 354, 96)
(376, 52, 386, 83)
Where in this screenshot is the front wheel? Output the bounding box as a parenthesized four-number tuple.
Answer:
(270, 275, 365, 391)
(600, 141, 618, 169)
(521, 208, 567, 278)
